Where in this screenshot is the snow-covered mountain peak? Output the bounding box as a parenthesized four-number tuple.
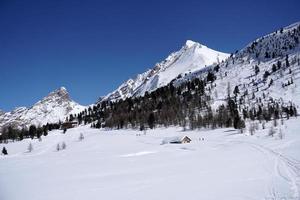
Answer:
(185, 40, 200, 48)
(0, 87, 85, 129)
(102, 40, 229, 102)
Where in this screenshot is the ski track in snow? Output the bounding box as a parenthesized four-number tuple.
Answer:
(211, 135, 300, 199)
(234, 140, 300, 199)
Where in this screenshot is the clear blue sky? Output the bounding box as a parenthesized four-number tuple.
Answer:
(0, 0, 299, 111)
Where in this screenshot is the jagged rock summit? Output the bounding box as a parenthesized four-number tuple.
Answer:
(0, 87, 85, 129)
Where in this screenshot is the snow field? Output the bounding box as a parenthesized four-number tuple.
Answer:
(1, 118, 300, 200)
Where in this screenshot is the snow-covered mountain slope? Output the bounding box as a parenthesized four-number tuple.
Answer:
(102, 40, 229, 102)
(1, 118, 300, 200)
(172, 22, 300, 110)
(0, 87, 85, 129)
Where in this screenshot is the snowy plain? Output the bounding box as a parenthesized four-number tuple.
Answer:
(1, 118, 300, 200)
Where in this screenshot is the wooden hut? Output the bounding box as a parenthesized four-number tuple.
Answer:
(181, 136, 192, 143)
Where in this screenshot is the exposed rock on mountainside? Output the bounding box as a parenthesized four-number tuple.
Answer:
(0, 87, 85, 129)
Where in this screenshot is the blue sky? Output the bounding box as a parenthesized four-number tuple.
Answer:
(0, 0, 299, 111)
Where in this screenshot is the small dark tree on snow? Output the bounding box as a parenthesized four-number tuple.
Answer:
(61, 142, 66, 150)
(262, 122, 266, 129)
(214, 65, 220, 72)
(269, 79, 273, 87)
(19, 132, 24, 141)
(43, 126, 48, 136)
(286, 55, 290, 67)
(273, 118, 278, 127)
(277, 60, 281, 69)
(79, 133, 84, 141)
(263, 71, 270, 79)
(139, 124, 145, 131)
(233, 86, 239, 96)
(234, 115, 245, 131)
(2, 147, 8, 155)
(272, 64, 277, 72)
(29, 125, 37, 139)
(255, 65, 260, 75)
(147, 112, 155, 129)
(265, 51, 270, 58)
(37, 127, 43, 139)
(207, 72, 216, 82)
(56, 143, 60, 151)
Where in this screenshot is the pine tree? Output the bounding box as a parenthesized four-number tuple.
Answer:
(29, 125, 37, 139)
(207, 72, 216, 82)
(255, 65, 260, 75)
(147, 112, 155, 129)
(43, 126, 48, 136)
(2, 147, 8, 155)
(233, 86, 239, 96)
(272, 64, 277, 72)
(286, 55, 290, 67)
(263, 71, 270, 79)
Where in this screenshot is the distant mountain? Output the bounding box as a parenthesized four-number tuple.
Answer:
(87, 21, 300, 130)
(0, 87, 85, 129)
(102, 40, 229, 102)
(2, 22, 300, 133)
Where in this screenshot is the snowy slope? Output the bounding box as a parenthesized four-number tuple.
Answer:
(1, 118, 300, 200)
(218, 22, 300, 108)
(0, 87, 85, 129)
(102, 40, 229, 101)
(172, 22, 300, 110)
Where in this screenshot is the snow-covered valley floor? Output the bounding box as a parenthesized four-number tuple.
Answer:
(1, 118, 300, 200)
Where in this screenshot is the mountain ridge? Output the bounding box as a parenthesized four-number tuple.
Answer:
(101, 40, 229, 102)
(0, 87, 85, 129)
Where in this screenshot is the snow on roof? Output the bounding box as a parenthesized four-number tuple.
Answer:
(161, 136, 191, 144)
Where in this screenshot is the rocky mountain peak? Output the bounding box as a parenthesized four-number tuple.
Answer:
(40, 87, 70, 105)
(0, 87, 85, 130)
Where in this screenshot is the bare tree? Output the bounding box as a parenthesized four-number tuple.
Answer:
(278, 128, 284, 139)
(249, 123, 256, 135)
(79, 133, 84, 141)
(61, 142, 66, 150)
(56, 143, 60, 151)
(27, 143, 33, 152)
(268, 126, 276, 137)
